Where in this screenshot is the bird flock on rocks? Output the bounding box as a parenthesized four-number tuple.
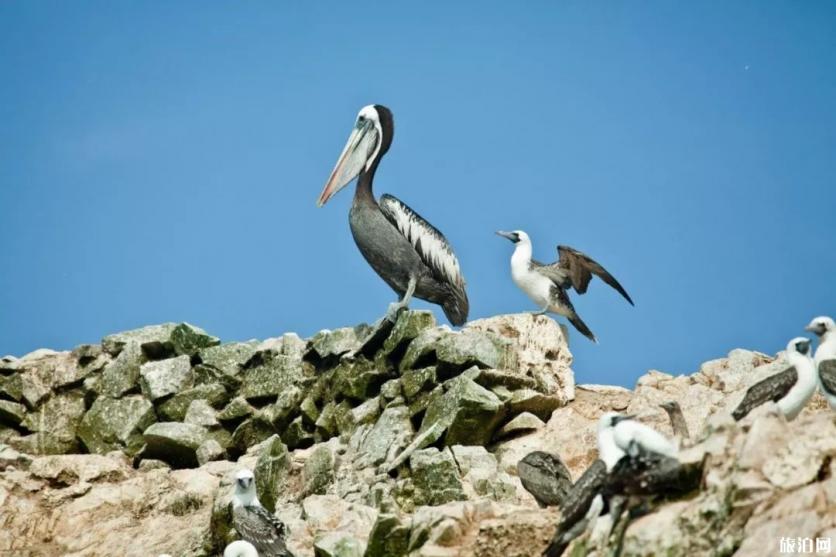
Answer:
(165, 105, 832, 556)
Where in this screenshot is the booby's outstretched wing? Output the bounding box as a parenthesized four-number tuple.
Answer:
(819, 359, 836, 396)
(538, 246, 633, 305)
(732, 366, 797, 421)
(379, 194, 469, 323)
(233, 504, 291, 557)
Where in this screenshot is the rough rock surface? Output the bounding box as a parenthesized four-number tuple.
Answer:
(1, 314, 834, 557)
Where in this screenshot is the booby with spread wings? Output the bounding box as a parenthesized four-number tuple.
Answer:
(496, 230, 633, 342)
(806, 316, 836, 410)
(731, 337, 816, 421)
(317, 105, 469, 326)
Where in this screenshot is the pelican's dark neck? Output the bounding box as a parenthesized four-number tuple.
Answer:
(355, 155, 382, 205)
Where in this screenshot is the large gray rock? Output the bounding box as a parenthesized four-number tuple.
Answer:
(102, 323, 178, 358)
(382, 310, 437, 358)
(307, 327, 364, 363)
(169, 322, 220, 356)
(156, 383, 229, 421)
(239, 351, 304, 401)
(303, 444, 335, 496)
(364, 513, 410, 557)
(517, 451, 572, 507)
(314, 532, 365, 557)
(194, 341, 258, 389)
(18, 392, 86, 454)
(359, 406, 413, 466)
(418, 374, 506, 447)
(139, 355, 193, 402)
(142, 422, 208, 468)
(410, 447, 465, 506)
(77, 395, 156, 455)
(254, 435, 290, 513)
(99, 341, 144, 398)
(0, 400, 26, 427)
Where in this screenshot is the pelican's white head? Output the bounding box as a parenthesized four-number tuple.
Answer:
(232, 468, 258, 507)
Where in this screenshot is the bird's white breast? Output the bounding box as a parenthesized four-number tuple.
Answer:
(510, 250, 552, 307)
(779, 356, 818, 419)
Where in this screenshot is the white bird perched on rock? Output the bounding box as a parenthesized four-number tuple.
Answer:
(496, 230, 633, 343)
(231, 469, 293, 557)
(597, 411, 678, 467)
(732, 337, 816, 421)
(806, 316, 836, 409)
(225, 540, 259, 557)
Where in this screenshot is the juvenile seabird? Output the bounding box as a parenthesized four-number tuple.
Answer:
(232, 469, 292, 557)
(496, 231, 633, 342)
(317, 105, 469, 326)
(543, 413, 678, 557)
(225, 540, 259, 557)
(731, 337, 816, 421)
(806, 316, 836, 409)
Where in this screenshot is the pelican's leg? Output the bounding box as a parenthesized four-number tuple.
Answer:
(386, 276, 417, 323)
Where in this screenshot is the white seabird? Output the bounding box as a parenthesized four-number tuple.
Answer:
(496, 230, 633, 342)
(732, 337, 816, 421)
(806, 316, 836, 409)
(225, 540, 259, 557)
(542, 412, 678, 557)
(231, 469, 292, 557)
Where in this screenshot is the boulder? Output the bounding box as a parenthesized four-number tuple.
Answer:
(139, 355, 193, 402)
(184, 399, 219, 427)
(77, 395, 156, 455)
(156, 383, 229, 421)
(196, 439, 225, 466)
(303, 444, 335, 496)
(418, 375, 506, 447)
(254, 435, 290, 513)
(0, 400, 26, 427)
(194, 341, 258, 388)
(142, 422, 208, 468)
(99, 341, 144, 398)
(102, 323, 178, 358)
(18, 392, 86, 454)
(382, 310, 437, 358)
(359, 406, 413, 467)
(240, 351, 304, 401)
(410, 448, 465, 506)
(169, 322, 220, 356)
(516, 451, 572, 507)
(314, 532, 365, 557)
(364, 513, 411, 557)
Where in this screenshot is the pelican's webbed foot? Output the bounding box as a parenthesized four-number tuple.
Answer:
(385, 276, 417, 324)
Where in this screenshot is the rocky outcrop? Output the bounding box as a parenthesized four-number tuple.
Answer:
(0, 314, 834, 556)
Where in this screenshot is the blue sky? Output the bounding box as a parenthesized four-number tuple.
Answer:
(1, 2, 834, 387)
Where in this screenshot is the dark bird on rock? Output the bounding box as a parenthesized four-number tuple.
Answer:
(496, 230, 633, 342)
(232, 469, 293, 557)
(317, 105, 469, 326)
(660, 401, 690, 442)
(518, 451, 573, 508)
(731, 337, 816, 421)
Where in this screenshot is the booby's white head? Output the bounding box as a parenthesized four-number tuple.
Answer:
(786, 336, 813, 357)
(232, 468, 259, 508)
(496, 230, 531, 246)
(805, 316, 835, 339)
(596, 411, 633, 469)
(317, 104, 394, 207)
(224, 540, 259, 557)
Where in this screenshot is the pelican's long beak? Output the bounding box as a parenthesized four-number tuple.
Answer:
(317, 119, 377, 207)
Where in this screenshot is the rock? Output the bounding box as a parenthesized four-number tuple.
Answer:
(231, 416, 276, 454)
(77, 395, 156, 455)
(0, 372, 23, 401)
(28, 454, 128, 486)
(400, 328, 515, 374)
(254, 435, 290, 513)
(506, 389, 564, 421)
(169, 322, 220, 356)
(196, 439, 224, 465)
(0, 400, 26, 427)
(359, 406, 413, 467)
(333, 357, 393, 401)
(184, 399, 219, 427)
(102, 323, 178, 358)
(18, 392, 86, 454)
(240, 351, 304, 401)
(314, 532, 365, 557)
(194, 341, 258, 388)
(516, 451, 572, 507)
(99, 341, 144, 397)
(307, 327, 364, 364)
(217, 396, 255, 423)
(410, 448, 465, 506)
(401, 367, 437, 400)
(303, 445, 335, 496)
(419, 375, 506, 447)
(139, 355, 193, 402)
(495, 412, 544, 440)
(364, 513, 410, 557)
(382, 310, 437, 358)
(466, 313, 574, 400)
(282, 415, 315, 450)
(156, 383, 229, 421)
(142, 422, 208, 468)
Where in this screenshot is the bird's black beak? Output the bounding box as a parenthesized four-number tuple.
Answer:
(496, 230, 519, 243)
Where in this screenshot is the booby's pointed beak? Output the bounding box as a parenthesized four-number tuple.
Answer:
(496, 230, 518, 243)
(317, 119, 377, 207)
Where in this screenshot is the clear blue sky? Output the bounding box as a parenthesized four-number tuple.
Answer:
(2, 2, 834, 387)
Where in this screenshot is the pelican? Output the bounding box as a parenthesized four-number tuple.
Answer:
(496, 230, 633, 342)
(317, 105, 469, 325)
